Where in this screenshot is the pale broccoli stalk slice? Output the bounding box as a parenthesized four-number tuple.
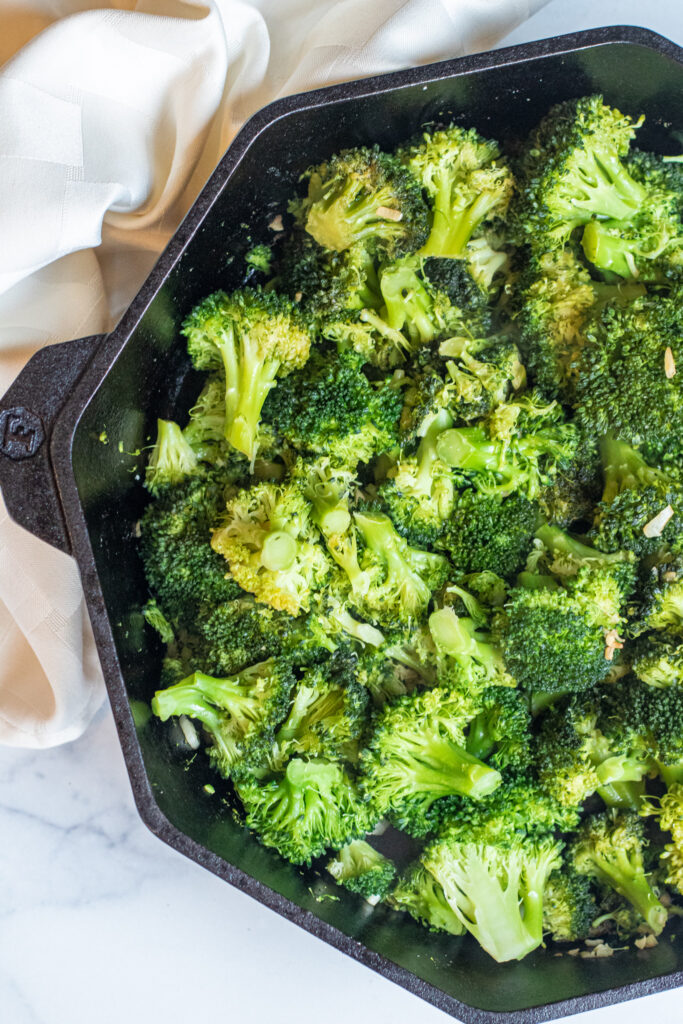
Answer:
(423, 835, 562, 962)
(145, 419, 199, 494)
(327, 840, 397, 903)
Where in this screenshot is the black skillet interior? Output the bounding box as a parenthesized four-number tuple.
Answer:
(66, 30, 683, 1022)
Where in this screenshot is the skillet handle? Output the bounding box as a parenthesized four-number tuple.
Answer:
(0, 334, 106, 555)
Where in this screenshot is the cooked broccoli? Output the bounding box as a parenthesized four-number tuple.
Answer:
(327, 840, 396, 902)
(589, 437, 683, 559)
(262, 350, 402, 466)
(517, 95, 645, 248)
(569, 810, 668, 935)
(465, 686, 531, 771)
(641, 783, 683, 894)
(151, 659, 294, 779)
(182, 288, 311, 461)
(535, 684, 652, 809)
(292, 145, 429, 258)
(582, 148, 683, 282)
(378, 409, 455, 547)
(637, 558, 683, 637)
(422, 824, 562, 962)
(574, 288, 683, 463)
(359, 686, 502, 835)
(145, 419, 200, 494)
(388, 863, 466, 935)
(140, 466, 245, 627)
(341, 511, 449, 626)
(377, 257, 476, 347)
(543, 866, 597, 942)
(428, 605, 513, 694)
(235, 757, 375, 865)
(632, 634, 683, 688)
(438, 490, 539, 579)
(435, 406, 579, 501)
(211, 479, 331, 615)
(400, 125, 513, 258)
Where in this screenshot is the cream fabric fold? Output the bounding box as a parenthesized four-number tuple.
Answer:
(0, 0, 549, 747)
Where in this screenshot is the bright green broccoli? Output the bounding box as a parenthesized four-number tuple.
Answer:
(326, 839, 397, 902)
(437, 489, 539, 579)
(151, 659, 294, 779)
(211, 479, 331, 615)
(145, 419, 200, 494)
(517, 95, 645, 248)
(428, 605, 513, 694)
(359, 686, 502, 835)
(292, 145, 429, 258)
(388, 863, 466, 935)
(235, 756, 376, 865)
(465, 686, 531, 771)
(569, 810, 668, 935)
(399, 125, 514, 258)
(543, 866, 597, 943)
(632, 634, 683, 688)
(182, 288, 311, 462)
(261, 350, 402, 466)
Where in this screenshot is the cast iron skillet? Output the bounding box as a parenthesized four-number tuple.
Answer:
(2, 26, 683, 1023)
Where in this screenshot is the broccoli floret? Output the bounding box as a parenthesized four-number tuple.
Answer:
(637, 558, 683, 637)
(196, 597, 302, 677)
(632, 634, 683, 688)
(378, 409, 455, 547)
(495, 565, 631, 697)
(211, 479, 331, 615)
(422, 826, 562, 962)
(140, 466, 245, 627)
(642, 783, 683, 894)
(517, 95, 645, 248)
(145, 419, 200, 494)
(377, 256, 480, 348)
(182, 288, 311, 462)
(428, 605, 513, 694)
(530, 523, 635, 584)
(264, 657, 369, 770)
(400, 125, 513, 258)
(624, 681, 683, 787)
(435, 406, 579, 501)
(339, 511, 448, 626)
(388, 863, 466, 935)
(465, 686, 531, 771)
(142, 599, 175, 644)
(589, 437, 683, 558)
(359, 686, 502, 835)
(543, 866, 597, 943)
(515, 248, 599, 399)
(438, 490, 539, 579)
(181, 376, 230, 464)
(569, 810, 668, 935)
(322, 308, 413, 370)
(235, 756, 376, 865)
(245, 243, 273, 276)
(439, 335, 527, 422)
(574, 288, 683, 463)
(535, 685, 653, 809)
(581, 149, 683, 282)
(291, 145, 429, 259)
(262, 350, 402, 466)
(327, 839, 396, 903)
(422, 255, 497, 321)
(151, 659, 294, 779)
(278, 233, 382, 316)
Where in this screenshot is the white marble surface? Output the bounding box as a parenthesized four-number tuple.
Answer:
(3, 2, 683, 1023)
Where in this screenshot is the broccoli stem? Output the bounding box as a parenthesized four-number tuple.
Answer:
(435, 427, 501, 474)
(354, 512, 430, 609)
(261, 531, 298, 571)
(429, 607, 500, 677)
(466, 711, 497, 762)
(535, 523, 625, 567)
(228, 335, 280, 459)
(596, 779, 646, 810)
(659, 762, 683, 787)
(590, 848, 667, 934)
(414, 410, 454, 495)
(517, 571, 561, 591)
(390, 733, 502, 800)
(380, 263, 437, 342)
(582, 221, 638, 279)
(569, 150, 645, 222)
(422, 188, 500, 258)
(310, 483, 352, 537)
(599, 435, 660, 502)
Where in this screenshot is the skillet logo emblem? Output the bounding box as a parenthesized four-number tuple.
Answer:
(0, 406, 45, 460)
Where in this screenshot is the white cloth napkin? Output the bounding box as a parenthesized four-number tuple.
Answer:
(0, 0, 549, 748)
